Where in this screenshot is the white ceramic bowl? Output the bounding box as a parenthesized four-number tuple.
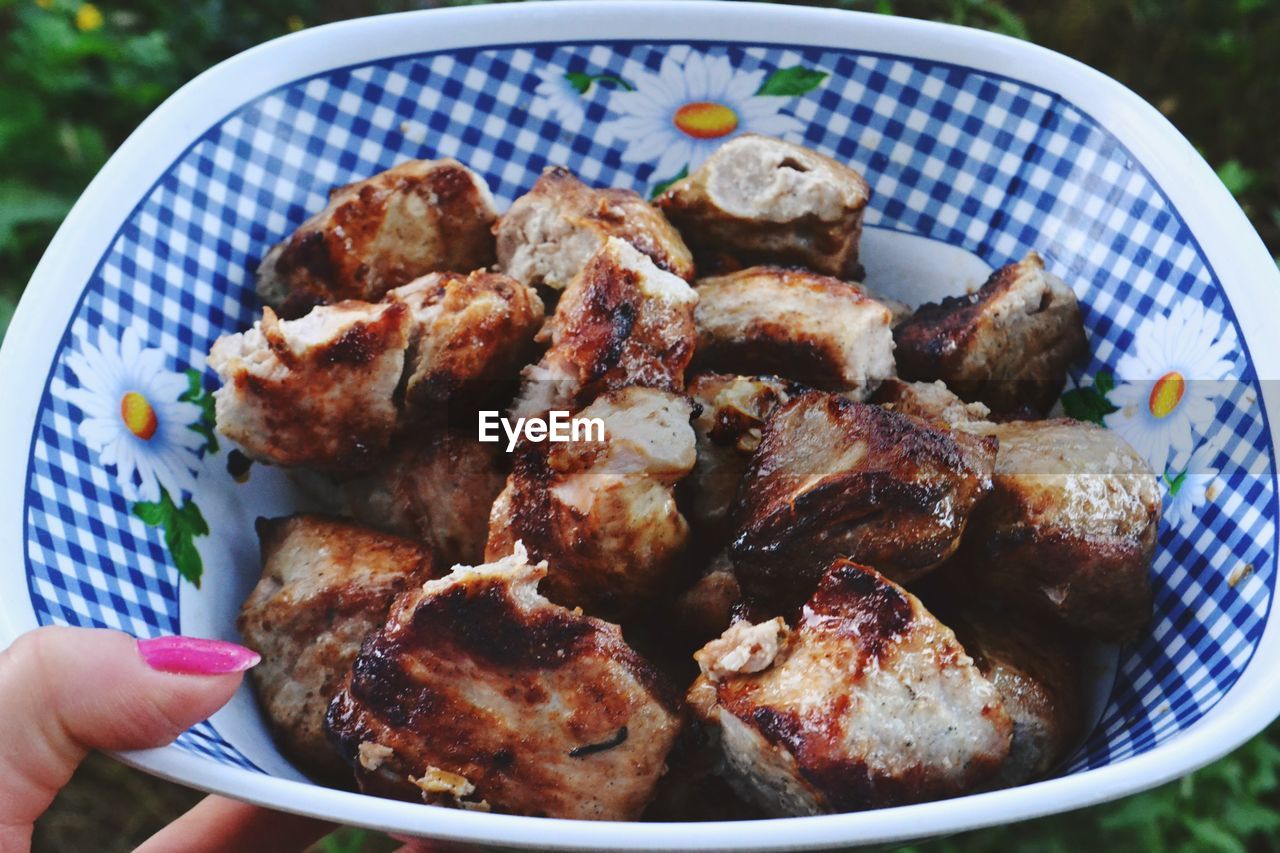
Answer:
(3, 2, 1279, 848)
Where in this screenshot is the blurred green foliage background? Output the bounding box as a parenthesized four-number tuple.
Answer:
(8, 0, 1280, 850)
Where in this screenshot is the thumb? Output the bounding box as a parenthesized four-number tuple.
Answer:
(0, 626, 257, 851)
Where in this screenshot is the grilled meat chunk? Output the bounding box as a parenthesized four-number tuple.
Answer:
(238, 515, 436, 783)
(340, 430, 507, 566)
(208, 301, 410, 473)
(962, 418, 1160, 640)
(211, 268, 543, 470)
(685, 373, 803, 545)
(487, 387, 696, 620)
(931, 595, 1083, 787)
(872, 378, 991, 427)
(512, 237, 698, 419)
(386, 270, 544, 415)
(325, 544, 682, 819)
(731, 392, 997, 605)
(496, 166, 694, 290)
(893, 252, 1087, 417)
(257, 158, 498, 318)
(656, 134, 870, 277)
(688, 559, 1012, 816)
(693, 266, 895, 395)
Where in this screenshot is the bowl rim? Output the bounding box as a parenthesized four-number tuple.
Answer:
(3, 1, 1279, 848)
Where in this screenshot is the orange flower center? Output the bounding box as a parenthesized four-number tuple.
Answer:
(673, 102, 739, 139)
(121, 391, 158, 440)
(1148, 371, 1185, 419)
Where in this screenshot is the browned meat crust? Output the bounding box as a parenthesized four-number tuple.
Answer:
(961, 418, 1160, 640)
(256, 159, 497, 318)
(692, 266, 896, 393)
(512, 237, 698, 419)
(487, 387, 696, 621)
(340, 430, 507, 567)
(684, 373, 805, 547)
(688, 559, 1011, 815)
(211, 270, 542, 471)
(325, 547, 682, 819)
(386, 269, 544, 415)
(730, 392, 997, 605)
(496, 166, 694, 289)
(656, 134, 871, 278)
(208, 301, 410, 473)
(893, 252, 1087, 417)
(238, 514, 437, 784)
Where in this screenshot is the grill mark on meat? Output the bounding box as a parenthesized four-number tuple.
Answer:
(346, 636, 444, 729)
(425, 163, 479, 208)
(805, 558, 914, 661)
(730, 392, 996, 599)
(322, 320, 389, 366)
(700, 320, 847, 389)
(499, 446, 562, 569)
(363, 571, 682, 715)
(407, 581, 599, 670)
(591, 301, 637, 382)
(894, 260, 1031, 365)
(276, 229, 338, 286)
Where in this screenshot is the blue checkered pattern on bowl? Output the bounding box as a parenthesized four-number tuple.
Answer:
(23, 40, 1276, 775)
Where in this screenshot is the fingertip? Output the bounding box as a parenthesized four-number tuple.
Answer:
(138, 635, 261, 675)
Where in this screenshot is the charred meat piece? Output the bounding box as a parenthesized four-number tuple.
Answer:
(257, 159, 498, 318)
(893, 252, 1087, 417)
(693, 266, 895, 395)
(238, 515, 436, 783)
(688, 559, 1011, 816)
(487, 387, 696, 621)
(684, 373, 804, 546)
(325, 544, 682, 819)
(656, 134, 870, 278)
(208, 301, 410, 473)
(962, 418, 1160, 640)
(929, 594, 1083, 787)
(872, 378, 991, 427)
(496, 166, 694, 290)
(512, 237, 698, 419)
(340, 430, 507, 566)
(731, 392, 997, 605)
(386, 270, 544, 416)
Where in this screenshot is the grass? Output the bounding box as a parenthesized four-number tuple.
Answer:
(13, 0, 1280, 849)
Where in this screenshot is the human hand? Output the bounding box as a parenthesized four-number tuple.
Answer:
(0, 626, 333, 853)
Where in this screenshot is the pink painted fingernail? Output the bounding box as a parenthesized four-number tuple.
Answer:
(137, 635, 261, 675)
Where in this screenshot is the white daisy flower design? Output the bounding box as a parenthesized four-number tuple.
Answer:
(531, 68, 590, 129)
(600, 51, 809, 181)
(1103, 299, 1236, 473)
(64, 324, 204, 503)
(1163, 435, 1226, 529)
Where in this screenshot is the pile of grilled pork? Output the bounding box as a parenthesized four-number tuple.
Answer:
(210, 134, 1161, 820)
